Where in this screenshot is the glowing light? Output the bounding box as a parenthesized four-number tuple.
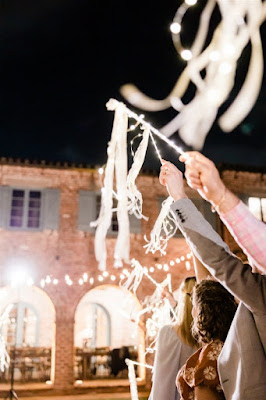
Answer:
(75, 380, 83, 385)
(180, 256, 185, 261)
(120, 273, 125, 280)
(45, 380, 53, 385)
(98, 275, 103, 282)
(83, 273, 88, 282)
(175, 258, 180, 263)
(122, 268, 130, 276)
(26, 277, 34, 286)
(98, 167, 104, 175)
(130, 125, 136, 130)
(181, 49, 192, 61)
(170, 22, 181, 34)
(78, 278, 84, 285)
(149, 267, 155, 273)
(185, 261, 191, 271)
(169, 260, 175, 266)
(89, 277, 94, 284)
(53, 279, 58, 285)
(185, 0, 197, 5)
(110, 275, 116, 281)
(45, 275, 51, 284)
(156, 264, 162, 270)
(102, 271, 109, 277)
(163, 264, 169, 271)
(186, 253, 192, 259)
(40, 279, 45, 288)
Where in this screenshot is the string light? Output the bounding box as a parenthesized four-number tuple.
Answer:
(10, 253, 192, 290)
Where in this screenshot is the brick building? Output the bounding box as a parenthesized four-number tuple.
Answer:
(0, 158, 265, 397)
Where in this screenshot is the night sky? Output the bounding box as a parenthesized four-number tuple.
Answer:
(0, 0, 265, 171)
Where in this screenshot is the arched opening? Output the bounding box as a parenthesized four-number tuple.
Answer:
(74, 284, 145, 383)
(0, 286, 55, 384)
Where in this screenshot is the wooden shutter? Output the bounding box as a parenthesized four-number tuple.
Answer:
(78, 190, 97, 232)
(129, 213, 142, 234)
(43, 189, 60, 230)
(0, 186, 11, 228)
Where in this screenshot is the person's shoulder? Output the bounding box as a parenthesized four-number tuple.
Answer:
(158, 325, 179, 340)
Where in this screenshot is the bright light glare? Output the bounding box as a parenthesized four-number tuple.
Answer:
(6, 260, 32, 288)
(170, 22, 181, 34)
(181, 49, 192, 61)
(185, 0, 197, 5)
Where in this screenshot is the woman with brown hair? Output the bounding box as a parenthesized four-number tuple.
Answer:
(149, 276, 197, 400)
(177, 279, 237, 400)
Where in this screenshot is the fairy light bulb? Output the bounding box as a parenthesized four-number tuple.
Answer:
(185, 261, 191, 271)
(185, 0, 197, 5)
(175, 258, 180, 263)
(170, 22, 181, 34)
(83, 273, 88, 282)
(98, 275, 103, 282)
(98, 167, 104, 175)
(110, 275, 116, 281)
(78, 278, 84, 285)
(181, 256, 185, 261)
(163, 264, 169, 271)
(181, 49, 192, 61)
(149, 267, 155, 273)
(40, 279, 45, 288)
(53, 279, 58, 285)
(89, 277, 94, 284)
(170, 260, 175, 266)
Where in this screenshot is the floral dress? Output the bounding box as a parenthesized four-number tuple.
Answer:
(176, 340, 225, 400)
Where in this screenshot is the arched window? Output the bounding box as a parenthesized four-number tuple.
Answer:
(83, 303, 111, 348)
(2, 302, 39, 347)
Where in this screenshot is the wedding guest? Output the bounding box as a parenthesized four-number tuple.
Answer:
(159, 161, 266, 400)
(149, 277, 197, 400)
(179, 151, 266, 273)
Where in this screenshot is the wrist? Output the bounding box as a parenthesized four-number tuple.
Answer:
(211, 187, 227, 213)
(211, 188, 239, 214)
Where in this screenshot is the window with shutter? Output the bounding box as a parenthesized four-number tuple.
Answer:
(78, 191, 142, 234)
(0, 186, 60, 231)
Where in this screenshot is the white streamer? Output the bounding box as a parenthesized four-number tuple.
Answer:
(143, 196, 177, 255)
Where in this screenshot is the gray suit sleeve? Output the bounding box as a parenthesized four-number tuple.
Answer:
(170, 199, 266, 315)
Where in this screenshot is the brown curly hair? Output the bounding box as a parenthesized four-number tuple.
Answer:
(192, 279, 237, 344)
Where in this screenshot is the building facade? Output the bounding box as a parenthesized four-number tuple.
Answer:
(0, 158, 265, 396)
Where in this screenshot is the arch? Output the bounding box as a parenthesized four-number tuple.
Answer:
(0, 285, 56, 383)
(74, 284, 146, 381)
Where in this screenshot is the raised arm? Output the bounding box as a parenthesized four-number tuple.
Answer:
(179, 151, 266, 273)
(159, 161, 266, 315)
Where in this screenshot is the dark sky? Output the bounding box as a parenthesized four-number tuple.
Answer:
(0, 0, 265, 171)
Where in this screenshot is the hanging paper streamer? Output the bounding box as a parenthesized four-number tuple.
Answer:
(120, 0, 266, 150)
(91, 100, 129, 270)
(92, 99, 183, 270)
(143, 196, 178, 255)
(127, 126, 150, 220)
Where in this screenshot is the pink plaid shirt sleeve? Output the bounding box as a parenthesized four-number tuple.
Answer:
(220, 201, 266, 271)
